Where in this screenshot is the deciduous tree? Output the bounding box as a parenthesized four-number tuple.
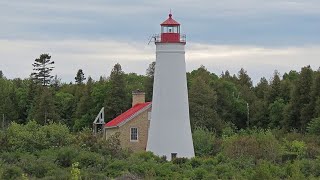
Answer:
(105, 63, 128, 121)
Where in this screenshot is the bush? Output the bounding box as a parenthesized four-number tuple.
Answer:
(41, 122, 72, 147)
(56, 147, 78, 167)
(0, 151, 21, 164)
(192, 127, 215, 156)
(307, 117, 320, 135)
(283, 140, 307, 159)
(1, 165, 23, 180)
(6, 121, 46, 152)
(222, 130, 282, 162)
(6, 121, 72, 152)
(172, 157, 188, 165)
(75, 151, 104, 168)
(0, 130, 8, 152)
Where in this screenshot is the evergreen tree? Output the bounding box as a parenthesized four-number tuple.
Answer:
(238, 68, 253, 88)
(145, 62, 155, 102)
(73, 77, 94, 131)
(310, 72, 320, 118)
(269, 98, 285, 128)
(75, 69, 86, 85)
(0, 70, 3, 79)
(215, 79, 238, 126)
(105, 63, 128, 121)
(250, 100, 269, 128)
(221, 70, 237, 83)
(1, 93, 19, 123)
(55, 92, 75, 126)
(0, 79, 19, 124)
(14, 79, 29, 123)
(284, 66, 313, 131)
(268, 70, 281, 103)
(255, 77, 269, 100)
(28, 88, 59, 124)
(188, 66, 223, 132)
(189, 76, 222, 132)
(51, 75, 61, 91)
(31, 54, 55, 86)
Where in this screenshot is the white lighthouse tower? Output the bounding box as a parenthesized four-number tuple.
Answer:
(147, 13, 195, 160)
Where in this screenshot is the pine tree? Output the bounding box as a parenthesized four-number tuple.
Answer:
(75, 69, 86, 85)
(0, 70, 3, 79)
(31, 54, 55, 86)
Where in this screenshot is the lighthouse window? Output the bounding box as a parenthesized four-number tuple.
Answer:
(130, 127, 138, 141)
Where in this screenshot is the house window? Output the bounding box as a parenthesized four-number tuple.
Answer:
(130, 127, 138, 141)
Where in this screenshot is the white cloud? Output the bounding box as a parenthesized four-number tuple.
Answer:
(0, 39, 319, 84)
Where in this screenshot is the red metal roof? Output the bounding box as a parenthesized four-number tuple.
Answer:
(161, 14, 180, 26)
(105, 102, 151, 127)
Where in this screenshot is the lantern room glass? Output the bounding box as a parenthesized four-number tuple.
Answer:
(161, 26, 180, 33)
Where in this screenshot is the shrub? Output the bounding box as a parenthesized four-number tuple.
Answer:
(189, 158, 202, 168)
(106, 160, 128, 178)
(6, 121, 72, 152)
(70, 162, 81, 180)
(40, 122, 72, 147)
(222, 130, 281, 162)
(1, 165, 23, 180)
(0, 151, 21, 164)
(193, 168, 207, 180)
(172, 157, 188, 165)
(0, 130, 8, 152)
(192, 127, 215, 156)
(75, 151, 104, 168)
(6, 121, 46, 152)
(18, 153, 45, 178)
(307, 117, 320, 135)
(56, 147, 78, 167)
(283, 140, 307, 159)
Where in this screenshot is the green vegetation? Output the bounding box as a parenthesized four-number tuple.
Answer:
(0, 122, 320, 179)
(0, 54, 320, 178)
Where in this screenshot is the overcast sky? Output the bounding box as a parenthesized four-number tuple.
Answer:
(0, 0, 319, 84)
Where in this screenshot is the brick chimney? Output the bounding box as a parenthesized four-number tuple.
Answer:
(132, 90, 145, 107)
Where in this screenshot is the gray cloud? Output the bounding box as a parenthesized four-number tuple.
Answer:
(0, 0, 319, 83)
(0, 39, 319, 84)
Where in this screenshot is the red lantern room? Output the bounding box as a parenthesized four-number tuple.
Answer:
(156, 13, 186, 44)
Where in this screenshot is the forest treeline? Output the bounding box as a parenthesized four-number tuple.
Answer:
(1, 54, 320, 179)
(0, 54, 320, 134)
